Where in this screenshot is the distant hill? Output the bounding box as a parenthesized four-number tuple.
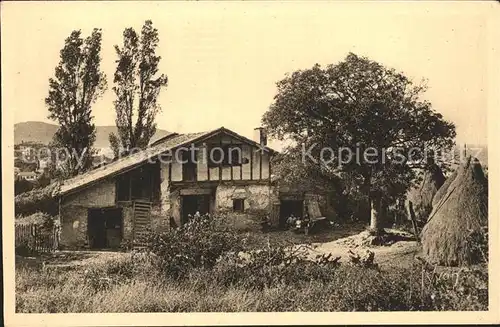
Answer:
(14, 121, 172, 149)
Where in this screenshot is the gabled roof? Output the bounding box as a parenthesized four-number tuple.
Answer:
(149, 133, 181, 147)
(59, 127, 276, 196)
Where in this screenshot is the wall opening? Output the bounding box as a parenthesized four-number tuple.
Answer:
(181, 194, 211, 224)
(233, 199, 245, 212)
(115, 162, 160, 203)
(87, 207, 123, 249)
(279, 200, 304, 227)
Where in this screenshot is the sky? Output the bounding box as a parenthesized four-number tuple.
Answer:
(2, 1, 498, 148)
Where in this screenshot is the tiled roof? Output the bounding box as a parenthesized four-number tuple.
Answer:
(59, 130, 212, 196)
(58, 126, 277, 196)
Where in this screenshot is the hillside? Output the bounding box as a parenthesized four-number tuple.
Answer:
(14, 121, 171, 149)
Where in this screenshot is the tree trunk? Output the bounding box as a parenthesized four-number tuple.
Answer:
(369, 192, 385, 235)
(362, 172, 372, 222)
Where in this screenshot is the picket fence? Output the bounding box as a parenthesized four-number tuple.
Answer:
(15, 224, 60, 253)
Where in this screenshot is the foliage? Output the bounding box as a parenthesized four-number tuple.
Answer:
(147, 215, 243, 279)
(263, 53, 456, 231)
(14, 214, 488, 312)
(35, 171, 53, 189)
(15, 183, 59, 216)
(15, 212, 55, 227)
(109, 20, 168, 156)
(15, 212, 59, 256)
(16, 250, 488, 312)
(210, 245, 341, 290)
(45, 29, 107, 177)
(465, 226, 488, 264)
(15, 178, 35, 195)
(14, 158, 38, 173)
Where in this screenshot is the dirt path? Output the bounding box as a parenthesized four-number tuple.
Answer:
(300, 229, 422, 269)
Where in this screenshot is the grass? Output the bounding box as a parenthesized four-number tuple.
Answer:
(16, 250, 488, 313)
(15, 215, 488, 313)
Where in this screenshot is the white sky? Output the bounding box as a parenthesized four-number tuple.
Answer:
(2, 1, 498, 147)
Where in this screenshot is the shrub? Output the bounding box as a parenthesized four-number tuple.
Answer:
(209, 244, 341, 290)
(15, 212, 59, 256)
(15, 182, 59, 216)
(465, 225, 488, 264)
(147, 214, 243, 279)
(16, 212, 52, 226)
(16, 252, 488, 312)
(15, 178, 35, 195)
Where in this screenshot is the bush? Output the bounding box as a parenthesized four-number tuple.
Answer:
(147, 214, 243, 279)
(16, 212, 49, 225)
(210, 245, 341, 290)
(15, 212, 60, 256)
(15, 210, 489, 313)
(15, 178, 35, 195)
(465, 225, 488, 264)
(16, 258, 488, 312)
(15, 183, 59, 216)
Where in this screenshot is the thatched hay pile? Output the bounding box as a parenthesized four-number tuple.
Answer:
(421, 156, 488, 266)
(406, 164, 445, 222)
(431, 169, 458, 207)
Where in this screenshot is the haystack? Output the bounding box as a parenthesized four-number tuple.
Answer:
(421, 156, 488, 266)
(431, 169, 458, 207)
(406, 163, 445, 221)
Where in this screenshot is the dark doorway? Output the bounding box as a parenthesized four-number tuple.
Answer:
(181, 194, 210, 224)
(87, 207, 123, 249)
(279, 200, 304, 227)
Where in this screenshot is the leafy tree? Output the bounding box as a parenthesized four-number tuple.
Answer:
(109, 20, 168, 157)
(46, 29, 107, 177)
(263, 53, 456, 234)
(15, 178, 35, 195)
(35, 171, 52, 189)
(14, 158, 38, 173)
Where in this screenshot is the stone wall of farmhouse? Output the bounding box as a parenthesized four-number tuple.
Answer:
(159, 163, 171, 215)
(215, 184, 274, 229)
(59, 179, 116, 249)
(215, 184, 272, 214)
(151, 205, 170, 233)
(122, 205, 134, 241)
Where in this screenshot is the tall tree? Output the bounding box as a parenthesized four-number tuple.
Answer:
(46, 29, 107, 177)
(263, 53, 456, 234)
(109, 20, 168, 156)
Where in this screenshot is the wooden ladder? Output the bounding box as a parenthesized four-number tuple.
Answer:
(133, 200, 152, 249)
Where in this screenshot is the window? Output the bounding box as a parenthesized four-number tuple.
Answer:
(116, 164, 159, 202)
(208, 144, 245, 167)
(233, 199, 245, 213)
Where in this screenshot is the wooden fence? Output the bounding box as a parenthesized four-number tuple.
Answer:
(15, 224, 60, 253)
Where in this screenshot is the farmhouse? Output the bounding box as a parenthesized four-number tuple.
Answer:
(56, 127, 334, 249)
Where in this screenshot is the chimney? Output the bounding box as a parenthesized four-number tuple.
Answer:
(253, 127, 267, 147)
